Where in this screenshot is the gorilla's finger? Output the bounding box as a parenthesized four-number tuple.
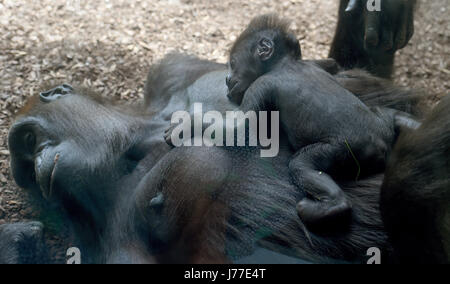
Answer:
(394, 1, 415, 50)
(405, 7, 415, 46)
(394, 6, 408, 50)
(380, 27, 394, 51)
(345, 0, 359, 12)
(364, 12, 380, 48)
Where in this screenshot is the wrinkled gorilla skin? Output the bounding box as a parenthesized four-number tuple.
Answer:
(6, 1, 442, 264)
(0, 222, 48, 264)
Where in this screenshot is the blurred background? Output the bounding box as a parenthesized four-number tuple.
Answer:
(0, 0, 449, 262)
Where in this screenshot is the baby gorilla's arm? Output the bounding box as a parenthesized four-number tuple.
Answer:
(238, 77, 275, 113)
(289, 143, 352, 227)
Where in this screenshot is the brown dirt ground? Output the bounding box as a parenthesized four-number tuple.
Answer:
(0, 0, 449, 263)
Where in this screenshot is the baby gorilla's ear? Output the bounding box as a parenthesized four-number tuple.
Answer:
(286, 34, 302, 59)
(257, 38, 274, 61)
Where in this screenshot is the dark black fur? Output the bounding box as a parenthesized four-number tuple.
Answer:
(5, 54, 431, 264)
(0, 222, 48, 264)
(224, 14, 419, 227)
(6, 4, 445, 264)
(381, 95, 450, 264)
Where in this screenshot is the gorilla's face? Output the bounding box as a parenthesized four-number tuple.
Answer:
(226, 39, 263, 105)
(8, 86, 135, 206)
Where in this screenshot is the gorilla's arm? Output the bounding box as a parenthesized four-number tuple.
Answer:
(330, 0, 417, 78)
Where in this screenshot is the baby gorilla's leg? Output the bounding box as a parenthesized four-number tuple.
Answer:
(289, 143, 352, 227)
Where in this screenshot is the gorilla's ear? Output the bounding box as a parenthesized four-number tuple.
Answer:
(257, 38, 275, 61)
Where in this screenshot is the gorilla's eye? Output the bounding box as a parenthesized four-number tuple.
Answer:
(23, 132, 36, 154)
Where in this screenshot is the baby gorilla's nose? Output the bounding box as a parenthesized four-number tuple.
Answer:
(225, 75, 232, 88)
(225, 75, 238, 93)
(39, 84, 74, 103)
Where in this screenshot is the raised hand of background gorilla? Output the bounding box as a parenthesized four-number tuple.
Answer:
(348, 0, 415, 51)
(330, 0, 417, 78)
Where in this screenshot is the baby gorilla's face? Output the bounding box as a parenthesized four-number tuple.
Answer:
(226, 49, 262, 105)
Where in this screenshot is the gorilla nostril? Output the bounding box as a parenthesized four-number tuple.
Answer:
(39, 84, 73, 103)
(58, 84, 73, 95)
(61, 84, 74, 92)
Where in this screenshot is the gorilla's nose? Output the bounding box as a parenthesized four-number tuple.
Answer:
(39, 84, 73, 103)
(225, 75, 232, 88)
(8, 119, 46, 190)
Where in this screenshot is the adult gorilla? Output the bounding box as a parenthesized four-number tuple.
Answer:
(6, 0, 446, 264)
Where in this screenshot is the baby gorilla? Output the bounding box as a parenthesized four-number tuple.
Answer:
(226, 14, 417, 226)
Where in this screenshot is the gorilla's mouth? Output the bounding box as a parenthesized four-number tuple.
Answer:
(35, 152, 60, 200)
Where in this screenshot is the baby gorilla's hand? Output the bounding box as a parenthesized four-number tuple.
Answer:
(164, 123, 178, 147)
(164, 120, 193, 147)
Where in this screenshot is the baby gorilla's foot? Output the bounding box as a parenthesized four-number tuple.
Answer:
(296, 197, 352, 228)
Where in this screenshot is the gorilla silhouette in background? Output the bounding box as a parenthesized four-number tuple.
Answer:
(4, 0, 448, 264)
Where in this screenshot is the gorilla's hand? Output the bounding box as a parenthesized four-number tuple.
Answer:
(164, 120, 194, 147)
(346, 0, 416, 53)
(164, 123, 179, 147)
